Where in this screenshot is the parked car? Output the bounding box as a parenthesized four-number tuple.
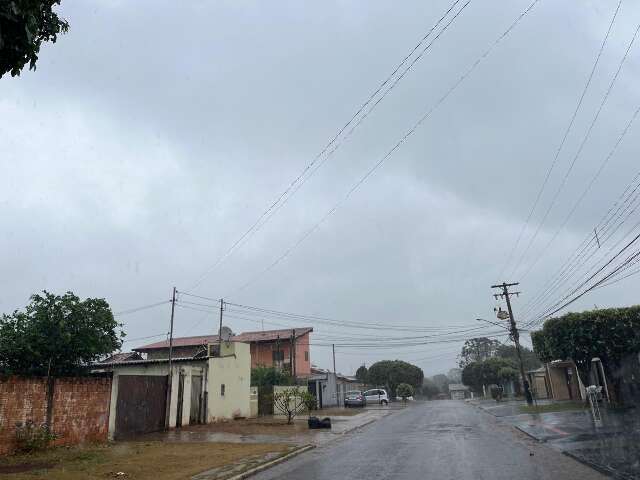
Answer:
(364, 388, 389, 405)
(344, 390, 366, 407)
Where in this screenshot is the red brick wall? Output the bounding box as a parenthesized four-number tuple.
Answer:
(0, 376, 111, 455)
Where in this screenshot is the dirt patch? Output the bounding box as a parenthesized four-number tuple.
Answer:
(0, 442, 291, 480)
(314, 408, 363, 417)
(0, 462, 54, 473)
(177, 417, 309, 436)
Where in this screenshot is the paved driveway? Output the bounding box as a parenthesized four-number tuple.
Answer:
(251, 400, 608, 480)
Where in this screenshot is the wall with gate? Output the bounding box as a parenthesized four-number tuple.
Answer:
(0, 376, 111, 455)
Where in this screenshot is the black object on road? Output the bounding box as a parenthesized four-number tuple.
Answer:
(308, 416, 332, 429)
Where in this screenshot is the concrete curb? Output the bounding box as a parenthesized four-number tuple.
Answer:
(561, 450, 621, 479)
(224, 444, 315, 480)
(513, 425, 545, 443)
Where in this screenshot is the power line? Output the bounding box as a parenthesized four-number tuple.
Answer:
(511, 15, 637, 278)
(184, 0, 469, 294)
(522, 169, 640, 323)
(498, 0, 623, 280)
(228, 0, 541, 295)
(520, 101, 640, 283)
(113, 300, 170, 316)
(526, 228, 640, 326)
(121, 333, 167, 344)
(520, 172, 640, 318)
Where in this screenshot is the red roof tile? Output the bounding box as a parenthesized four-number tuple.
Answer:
(134, 327, 312, 351)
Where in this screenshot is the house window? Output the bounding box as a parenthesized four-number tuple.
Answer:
(304, 351, 309, 362)
(221, 384, 225, 396)
(272, 350, 284, 362)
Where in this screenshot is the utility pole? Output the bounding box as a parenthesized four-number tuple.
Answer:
(332, 344, 336, 373)
(165, 286, 177, 429)
(292, 329, 296, 378)
(289, 330, 294, 376)
(491, 282, 533, 405)
(218, 298, 224, 354)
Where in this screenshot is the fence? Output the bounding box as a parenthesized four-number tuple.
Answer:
(0, 376, 112, 455)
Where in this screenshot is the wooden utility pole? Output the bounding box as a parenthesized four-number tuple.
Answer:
(289, 331, 294, 376)
(491, 282, 533, 405)
(332, 344, 336, 373)
(165, 286, 177, 428)
(292, 329, 296, 378)
(218, 298, 224, 354)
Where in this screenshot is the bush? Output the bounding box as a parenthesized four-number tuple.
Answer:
(490, 385, 504, 402)
(273, 388, 315, 424)
(15, 420, 56, 452)
(251, 366, 294, 387)
(396, 383, 414, 401)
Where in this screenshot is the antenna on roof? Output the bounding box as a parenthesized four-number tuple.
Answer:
(220, 326, 233, 343)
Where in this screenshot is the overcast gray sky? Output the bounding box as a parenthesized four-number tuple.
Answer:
(2, 0, 640, 376)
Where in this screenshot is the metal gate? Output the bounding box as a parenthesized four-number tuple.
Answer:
(190, 375, 203, 424)
(115, 375, 167, 439)
(258, 385, 274, 416)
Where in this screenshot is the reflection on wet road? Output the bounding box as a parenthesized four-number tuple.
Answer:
(251, 401, 608, 480)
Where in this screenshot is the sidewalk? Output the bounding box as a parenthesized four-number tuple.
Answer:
(140, 405, 396, 447)
(470, 399, 640, 479)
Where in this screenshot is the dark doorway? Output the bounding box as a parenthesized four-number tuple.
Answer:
(190, 375, 203, 424)
(115, 375, 167, 439)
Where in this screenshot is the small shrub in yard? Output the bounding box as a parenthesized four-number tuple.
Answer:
(490, 385, 504, 402)
(15, 420, 56, 452)
(396, 383, 414, 402)
(273, 388, 315, 424)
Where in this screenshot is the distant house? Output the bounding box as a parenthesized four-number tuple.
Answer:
(448, 383, 470, 400)
(305, 366, 363, 408)
(98, 352, 143, 364)
(134, 327, 313, 378)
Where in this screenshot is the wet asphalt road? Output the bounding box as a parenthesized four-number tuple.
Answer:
(253, 400, 608, 480)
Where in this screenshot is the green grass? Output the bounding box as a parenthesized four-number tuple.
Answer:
(518, 402, 586, 414)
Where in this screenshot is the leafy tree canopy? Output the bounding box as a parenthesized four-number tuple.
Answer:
(0, 0, 69, 78)
(250, 366, 294, 387)
(496, 344, 541, 371)
(355, 365, 368, 383)
(431, 373, 450, 394)
(0, 291, 123, 376)
(458, 337, 501, 367)
(396, 383, 414, 400)
(531, 306, 640, 393)
(367, 360, 424, 398)
(420, 377, 440, 399)
(461, 357, 518, 394)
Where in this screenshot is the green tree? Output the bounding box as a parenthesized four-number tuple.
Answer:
(251, 366, 294, 387)
(0, 1, 69, 78)
(420, 377, 440, 399)
(496, 344, 541, 371)
(367, 360, 424, 398)
(273, 387, 314, 424)
(0, 291, 123, 376)
(396, 383, 414, 402)
(432, 374, 450, 394)
(458, 337, 501, 367)
(461, 357, 518, 395)
(531, 306, 640, 404)
(355, 365, 368, 383)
